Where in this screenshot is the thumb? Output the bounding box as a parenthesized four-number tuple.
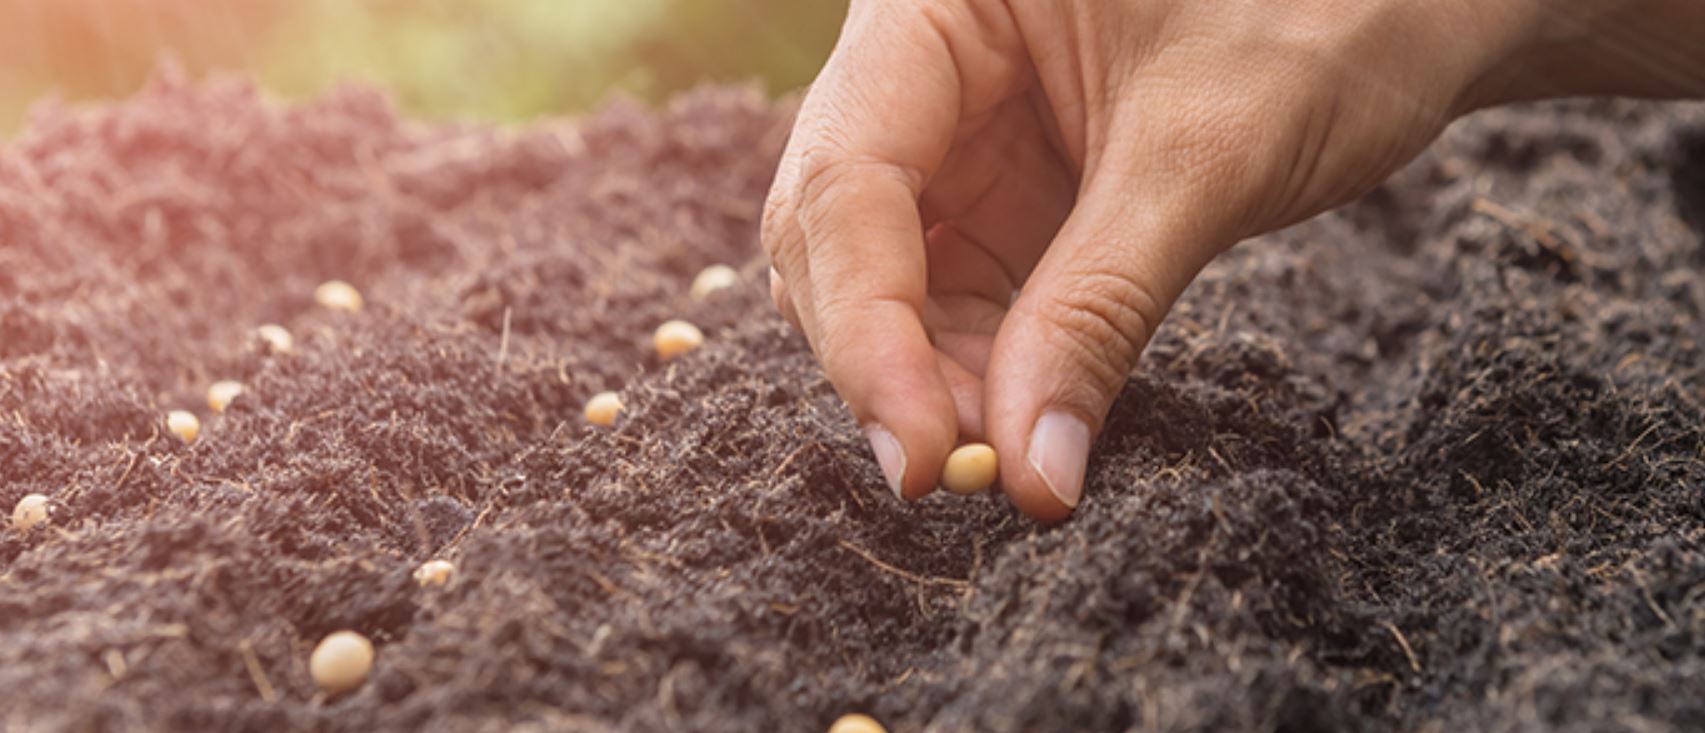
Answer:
(983, 183, 1221, 520)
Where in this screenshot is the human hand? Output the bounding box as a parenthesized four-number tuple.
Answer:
(760, 0, 1703, 520)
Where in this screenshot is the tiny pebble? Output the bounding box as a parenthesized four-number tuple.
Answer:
(11, 494, 50, 531)
(689, 264, 741, 300)
(167, 410, 201, 444)
(255, 324, 294, 354)
(314, 280, 363, 313)
(207, 381, 245, 413)
(309, 630, 374, 696)
(584, 391, 624, 427)
(653, 320, 705, 361)
(941, 443, 999, 495)
(413, 559, 455, 588)
(828, 713, 887, 733)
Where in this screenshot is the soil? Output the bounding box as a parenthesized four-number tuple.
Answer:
(2, 67, 1703, 732)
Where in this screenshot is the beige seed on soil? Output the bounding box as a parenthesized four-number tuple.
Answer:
(828, 713, 887, 733)
(413, 559, 455, 588)
(314, 280, 363, 313)
(653, 319, 705, 361)
(689, 264, 741, 301)
(584, 391, 624, 427)
(255, 324, 294, 354)
(166, 410, 201, 444)
(11, 494, 50, 531)
(941, 443, 999, 496)
(207, 381, 245, 413)
(309, 630, 374, 696)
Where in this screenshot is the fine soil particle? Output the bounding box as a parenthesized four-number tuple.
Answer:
(2, 67, 1703, 732)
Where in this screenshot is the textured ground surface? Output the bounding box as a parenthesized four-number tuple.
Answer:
(1, 70, 1703, 732)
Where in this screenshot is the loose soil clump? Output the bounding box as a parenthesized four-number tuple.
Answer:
(2, 68, 1703, 732)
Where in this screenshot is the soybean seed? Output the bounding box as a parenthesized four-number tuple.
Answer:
(314, 280, 363, 313)
(167, 410, 201, 444)
(653, 320, 704, 361)
(828, 714, 887, 733)
(690, 264, 741, 301)
(207, 381, 244, 413)
(11, 494, 50, 531)
(309, 630, 374, 696)
(941, 443, 998, 495)
(414, 559, 455, 588)
(255, 324, 294, 354)
(584, 391, 624, 427)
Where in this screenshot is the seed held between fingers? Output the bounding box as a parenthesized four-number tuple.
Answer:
(941, 443, 999, 496)
(11, 494, 50, 531)
(309, 630, 374, 696)
(207, 381, 245, 413)
(167, 410, 201, 444)
(653, 320, 705, 361)
(584, 391, 624, 426)
(315, 280, 363, 313)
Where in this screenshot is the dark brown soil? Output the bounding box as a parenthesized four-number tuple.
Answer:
(2, 67, 1703, 732)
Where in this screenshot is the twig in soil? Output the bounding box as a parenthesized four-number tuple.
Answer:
(112, 449, 140, 490)
(1471, 197, 1566, 253)
(495, 306, 512, 376)
(837, 540, 968, 589)
(103, 649, 127, 681)
(1610, 422, 1663, 468)
(769, 441, 811, 481)
(442, 502, 495, 553)
(238, 639, 278, 703)
(1632, 570, 1677, 630)
(1381, 621, 1421, 674)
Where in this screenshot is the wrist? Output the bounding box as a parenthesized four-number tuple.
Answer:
(1459, 0, 1705, 110)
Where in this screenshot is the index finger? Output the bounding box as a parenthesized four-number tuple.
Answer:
(786, 2, 966, 499)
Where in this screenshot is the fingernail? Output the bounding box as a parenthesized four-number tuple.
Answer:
(1027, 411, 1091, 508)
(864, 424, 907, 501)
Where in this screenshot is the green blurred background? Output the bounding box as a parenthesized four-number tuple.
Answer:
(0, 0, 847, 136)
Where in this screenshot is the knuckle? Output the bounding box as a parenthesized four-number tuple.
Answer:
(1036, 268, 1162, 397)
(769, 271, 793, 315)
(759, 189, 794, 260)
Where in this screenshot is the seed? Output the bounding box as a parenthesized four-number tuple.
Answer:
(584, 391, 624, 427)
(255, 324, 294, 354)
(207, 381, 245, 413)
(314, 280, 363, 313)
(413, 559, 455, 588)
(941, 443, 998, 495)
(690, 264, 741, 301)
(653, 320, 705, 361)
(166, 410, 201, 444)
(11, 494, 50, 531)
(828, 714, 887, 733)
(309, 630, 374, 696)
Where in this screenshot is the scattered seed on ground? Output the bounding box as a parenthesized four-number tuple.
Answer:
(690, 264, 741, 300)
(315, 281, 364, 313)
(207, 381, 244, 413)
(166, 410, 200, 444)
(414, 559, 455, 588)
(11, 494, 50, 531)
(653, 320, 705, 361)
(310, 631, 374, 696)
(584, 391, 624, 426)
(255, 324, 295, 354)
(828, 713, 887, 733)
